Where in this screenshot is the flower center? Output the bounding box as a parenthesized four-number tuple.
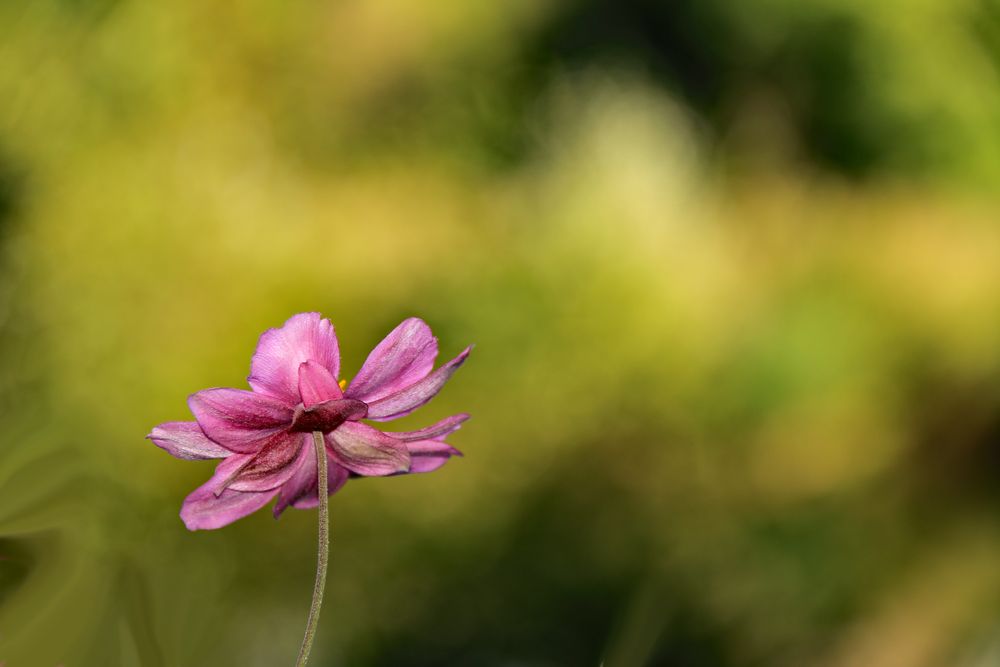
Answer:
(290, 398, 367, 433)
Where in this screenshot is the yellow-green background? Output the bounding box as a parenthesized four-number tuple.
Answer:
(2, 1, 1000, 665)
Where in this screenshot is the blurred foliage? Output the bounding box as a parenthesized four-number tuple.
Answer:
(1, 1, 1000, 666)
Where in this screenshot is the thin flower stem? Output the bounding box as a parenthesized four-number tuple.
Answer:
(295, 431, 330, 667)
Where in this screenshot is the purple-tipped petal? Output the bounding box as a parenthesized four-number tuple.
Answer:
(273, 443, 350, 517)
(345, 318, 437, 404)
(298, 360, 343, 408)
(188, 388, 293, 454)
(248, 313, 341, 404)
(328, 421, 410, 476)
(405, 440, 463, 473)
(180, 465, 279, 530)
(365, 346, 472, 421)
(147, 422, 233, 460)
(383, 413, 470, 442)
(406, 440, 462, 472)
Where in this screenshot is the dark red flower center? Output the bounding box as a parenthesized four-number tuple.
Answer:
(290, 398, 368, 433)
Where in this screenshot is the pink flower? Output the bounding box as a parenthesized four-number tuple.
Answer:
(148, 313, 471, 530)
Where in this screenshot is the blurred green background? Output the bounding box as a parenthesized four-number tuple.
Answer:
(2, 1, 1000, 665)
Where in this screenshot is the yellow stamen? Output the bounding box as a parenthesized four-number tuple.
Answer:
(338, 378, 348, 391)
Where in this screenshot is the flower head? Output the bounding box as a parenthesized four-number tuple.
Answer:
(148, 313, 471, 530)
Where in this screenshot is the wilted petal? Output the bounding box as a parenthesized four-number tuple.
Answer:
(248, 312, 341, 403)
(147, 422, 232, 460)
(273, 442, 350, 517)
(365, 346, 472, 421)
(180, 463, 279, 530)
(188, 388, 292, 454)
(383, 413, 470, 442)
(345, 318, 437, 404)
(328, 421, 410, 476)
(225, 432, 306, 493)
(405, 440, 463, 473)
(298, 360, 343, 408)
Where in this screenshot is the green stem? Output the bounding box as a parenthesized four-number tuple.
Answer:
(295, 431, 330, 667)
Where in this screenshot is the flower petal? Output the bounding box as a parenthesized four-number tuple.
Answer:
(188, 388, 293, 454)
(345, 318, 437, 404)
(273, 442, 350, 517)
(405, 439, 463, 473)
(248, 312, 341, 403)
(328, 421, 410, 476)
(147, 421, 232, 460)
(225, 432, 306, 493)
(383, 413, 470, 442)
(298, 360, 343, 408)
(365, 346, 472, 421)
(290, 397, 367, 433)
(180, 463, 278, 530)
